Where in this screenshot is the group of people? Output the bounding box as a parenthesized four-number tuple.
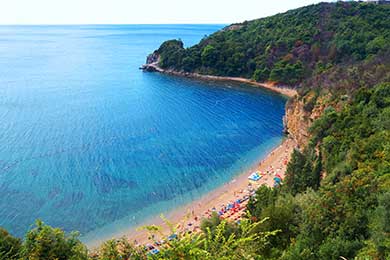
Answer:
(138, 139, 296, 255)
(181, 183, 257, 234)
(177, 139, 295, 235)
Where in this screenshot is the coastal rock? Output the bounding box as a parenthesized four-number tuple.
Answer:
(292, 43, 311, 61)
(141, 52, 161, 71)
(284, 92, 330, 148)
(146, 52, 159, 65)
(222, 23, 244, 32)
(140, 64, 159, 72)
(284, 98, 310, 148)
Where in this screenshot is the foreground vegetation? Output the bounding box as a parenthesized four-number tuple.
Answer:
(1, 1, 390, 259)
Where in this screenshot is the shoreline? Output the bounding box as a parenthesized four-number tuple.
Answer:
(141, 63, 298, 98)
(85, 66, 299, 249)
(87, 137, 296, 249)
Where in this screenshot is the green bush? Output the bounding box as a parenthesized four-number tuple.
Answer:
(0, 227, 21, 259)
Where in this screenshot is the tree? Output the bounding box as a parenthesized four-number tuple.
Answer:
(21, 220, 88, 260)
(201, 45, 219, 68)
(157, 39, 185, 69)
(367, 36, 387, 54)
(0, 227, 21, 259)
(247, 185, 278, 219)
(284, 149, 307, 194)
(367, 192, 390, 259)
(152, 218, 277, 260)
(252, 68, 270, 82)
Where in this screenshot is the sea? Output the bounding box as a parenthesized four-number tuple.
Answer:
(0, 25, 287, 244)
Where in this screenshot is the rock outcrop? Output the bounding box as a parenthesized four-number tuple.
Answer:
(146, 52, 159, 65)
(284, 98, 310, 148)
(140, 53, 161, 71)
(284, 92, 329, 148)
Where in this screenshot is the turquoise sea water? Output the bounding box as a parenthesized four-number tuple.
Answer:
(0, 25, 286, 243)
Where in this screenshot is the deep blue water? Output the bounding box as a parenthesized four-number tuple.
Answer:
(0, 25, 286, 243)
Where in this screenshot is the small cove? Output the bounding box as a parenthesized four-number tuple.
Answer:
(0, 25, 286, 243)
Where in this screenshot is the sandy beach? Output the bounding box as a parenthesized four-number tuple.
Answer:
(105, 136, 297, 247)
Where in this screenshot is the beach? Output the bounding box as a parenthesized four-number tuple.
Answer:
(83, 65, 299, 249)
(99, 136, 296, 248)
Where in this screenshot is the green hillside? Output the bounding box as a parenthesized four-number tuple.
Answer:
(152, 1, 390, 85)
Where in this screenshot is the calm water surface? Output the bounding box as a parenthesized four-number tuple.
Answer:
(0, 25, 286, 243)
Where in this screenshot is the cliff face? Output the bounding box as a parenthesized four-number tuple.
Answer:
(146, 52, 159, 65)
(284, 92, 330, 147)
(284, 98, 310, 147)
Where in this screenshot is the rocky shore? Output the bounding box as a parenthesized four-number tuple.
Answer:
(140, 62, 297, 98)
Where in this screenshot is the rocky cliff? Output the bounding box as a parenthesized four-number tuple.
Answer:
(284, 98, 310, 148)
(284, 91, 330, 148)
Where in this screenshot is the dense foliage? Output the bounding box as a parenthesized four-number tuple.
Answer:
(0, 220, 88, 260)
(152, 1, 390, 86)
(0, 217, 277, 260)
(0, 228, 21, 259)
(246, 82, 390, 259)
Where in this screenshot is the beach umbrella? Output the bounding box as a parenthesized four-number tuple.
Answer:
(148, 248, 160, 255)
(274, 177, 281, 182)
(248, 172, 261, 181)
(168, 234, 178, 241)
(145, 244, 154, 250)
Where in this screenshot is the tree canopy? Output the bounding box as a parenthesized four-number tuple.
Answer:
(151, 2, 390, 86)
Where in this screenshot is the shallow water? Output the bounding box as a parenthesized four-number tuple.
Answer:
(0, 25, 286, 242)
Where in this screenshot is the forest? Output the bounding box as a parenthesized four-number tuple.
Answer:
(153, 1, 389, 86)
